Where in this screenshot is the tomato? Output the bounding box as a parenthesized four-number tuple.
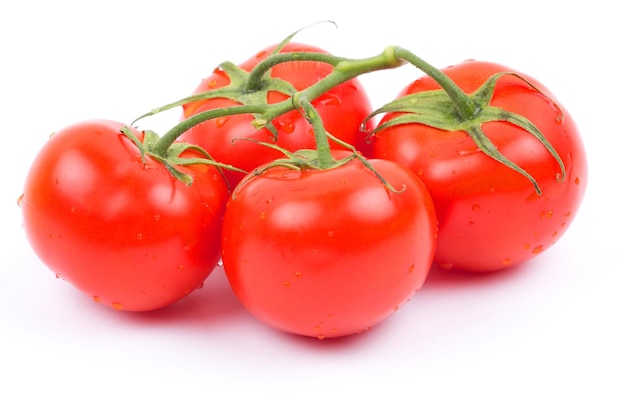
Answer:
(371, 60, 587, 272)
(220, 152, 437, 339)
(20, 119, 229, 311)
(179, 42, 375, 188)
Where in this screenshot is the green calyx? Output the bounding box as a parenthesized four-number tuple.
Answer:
(364, 71, 566, 195)
(131, 59, 298, 141)
(231, 93, 405, 195)
(131, 25, 341, 140)
(121, 127, 245, 187)
(232, 138, 405, 198)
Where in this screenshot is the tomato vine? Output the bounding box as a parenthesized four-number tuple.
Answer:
(133, 38, 566, 195)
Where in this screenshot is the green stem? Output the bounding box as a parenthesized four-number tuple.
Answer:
(152, 49, 404, 155)
(153, 104, 266, 156)
(293, 95, 334, 169)
(392, 47, 478, 119)
(245, 52, 344, 92)
(252, 48, 405, 123)
(151, 46, 478, 158)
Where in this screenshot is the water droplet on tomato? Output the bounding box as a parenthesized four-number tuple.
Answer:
(525, 191, 541, 203)
(472, 204, 481, 211)
(532, 245, 544, 254)
(317, 335, 326, 340)
(502, 258, 512, 266)
(457, 146, 481, 156)
(549, 101, 564, 124)
(575, 177, 581, 185)
(55, 273, 62, 279)
(294, 271, 302, 277)
(17, 194, 24, 208)
(217, 258, 223, 266)
(266, 196, 274, 204)
(438, 262, 454, 270)
(215, 117, 228, 128)
(207, 79, 218, 88)
(277, 118, 295, 134)
(318, 94, 341, 107)
(468, 221, 475, 227)
(111, 302, 124, 311)
(259, 212, 267, 220)
(283, 281, 290, 288)
(93, 296, 101, 303)
(154, 214, 161, 221)
(178, 265, 185, 271)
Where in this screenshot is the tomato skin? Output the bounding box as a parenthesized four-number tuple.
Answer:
(221, 154, 437, 338)
(180, 42, 375, 188)
(372, 60, 587, 272)
(21, 120, 230, 311)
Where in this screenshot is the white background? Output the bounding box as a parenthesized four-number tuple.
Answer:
(1, 1, 624, 416)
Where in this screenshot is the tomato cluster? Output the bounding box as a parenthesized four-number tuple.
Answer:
(19, 33, 587, 339)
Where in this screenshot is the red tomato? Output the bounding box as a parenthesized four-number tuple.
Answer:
(371, 60, 587, 272)
(180, 42, 374, 188)
(20, 120, 229, 311)
(221, 153, 437, 339)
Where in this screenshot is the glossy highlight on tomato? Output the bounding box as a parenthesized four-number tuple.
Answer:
(20, 120, 230, 311)
(180, 42, 375, 188)
(220, 153, 438, 338)
(371, 60, 587, 272)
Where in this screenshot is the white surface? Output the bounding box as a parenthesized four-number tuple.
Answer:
(1, 1, 624, 416)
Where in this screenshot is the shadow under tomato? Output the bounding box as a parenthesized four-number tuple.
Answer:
(282, 323, 383, 347)
(420, 261, 533, 292)
(117, 265, 248, 327)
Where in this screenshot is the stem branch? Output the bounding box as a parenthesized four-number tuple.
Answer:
(293, 95, 334, 169)
(153, 104, 266, 156)
(151, 45, 480, 157)
(392, 47, 478, 119)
